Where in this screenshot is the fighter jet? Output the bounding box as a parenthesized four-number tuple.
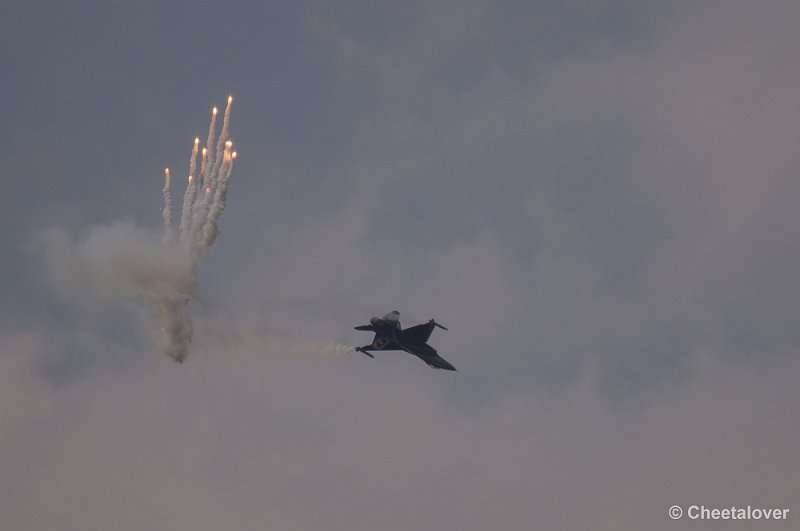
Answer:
(354, 311, 456, 371)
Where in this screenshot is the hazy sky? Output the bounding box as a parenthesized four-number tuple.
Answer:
(2, 1, 799, 529)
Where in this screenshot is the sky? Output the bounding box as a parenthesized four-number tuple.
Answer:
(1, 1, 799, 529)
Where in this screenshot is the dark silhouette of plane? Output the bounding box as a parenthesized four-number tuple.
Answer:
(354, 311, 455, 371)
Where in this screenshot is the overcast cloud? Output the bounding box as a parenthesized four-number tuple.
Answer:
(1, 1, 799, 529)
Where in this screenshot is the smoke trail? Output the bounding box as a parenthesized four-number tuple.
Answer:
(190, 104, 223, 245)
(188, 111, 215, 238)
(196, 107, 217, 203)
(190, 182, 212, 248)
(196, 147, 208, 195)
(208, 96, 233, 188)
(204, 106, 218, 173)
(161, 168, 173, 244)
(199, 142, 233, 252)
(154, 295, 193, 362)
(178, 138, 200, 243)
(199, 98, 235, 252)
(188, 136, 200, 179)
(178, 174, 196, 244)
(198, 325, 356, 360)
(220, 95, 233, 147)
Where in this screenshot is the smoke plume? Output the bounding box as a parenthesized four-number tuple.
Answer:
(40, 96, 354, 364)
(41, 97, 238, 362)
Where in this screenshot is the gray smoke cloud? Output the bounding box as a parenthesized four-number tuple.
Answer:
(40, 221, 198, 361)
(40, 98, 236, 362)
(38, 97, 353, 364)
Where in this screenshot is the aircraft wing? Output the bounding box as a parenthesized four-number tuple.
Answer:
(399, 322, 436, 345)
(369, 334, 402, 351)
(402, 343, 457, 371)
(398, 320, 447, 345)
(416, 352, 457, 371)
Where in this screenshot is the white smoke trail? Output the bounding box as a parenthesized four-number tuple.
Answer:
(196, 147, 208, 196)
(199, 142, 233, 252)
(208, 96, 233, 188)
(198, 325, 356, 360)
(204, 106, 218, 174)
(188, 112, 215, 238)
(190, 182, 213, 249)
(188, 136, 200, 179)
(198, 98, 236, 252)
(178, 138, 200, 243)
(220, 95, 233, 147)
(161, 168, 173, 244)
(190, 104, 224, 246)
(197, 107, 217, 201)
(178, 174, 196, 244)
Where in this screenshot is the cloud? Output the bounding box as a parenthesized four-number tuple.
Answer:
(0, 326, 797, 530)
(0, 332, 54, 448)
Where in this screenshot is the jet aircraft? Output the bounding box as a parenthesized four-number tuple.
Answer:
(354, 311, 456, 371)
